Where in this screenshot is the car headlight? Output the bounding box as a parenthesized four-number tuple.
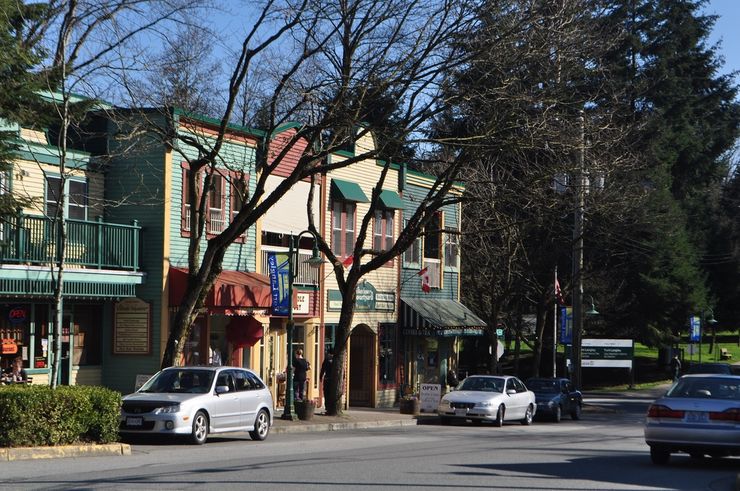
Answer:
(476, 401, 492, 407)
(153, 404, 180, 414)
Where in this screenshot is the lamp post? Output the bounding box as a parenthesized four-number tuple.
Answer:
(699, 308, 717, 364)
(281, 230, 325, 421)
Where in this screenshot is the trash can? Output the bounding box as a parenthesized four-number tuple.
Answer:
(295, 400, 315, 421)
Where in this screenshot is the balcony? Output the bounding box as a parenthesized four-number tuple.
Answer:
(0, 213, 141, 271)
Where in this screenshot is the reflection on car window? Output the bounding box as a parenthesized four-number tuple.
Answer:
(139, 369, 215, 394)
(459, 377, 503, 392)
(667, 377, 740, 400)
(527, 379, 558, 391)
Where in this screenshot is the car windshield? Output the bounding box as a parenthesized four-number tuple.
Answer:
(666, 377, 740, 400)
(458, 377, 504, 393)
(527, 379, 559, 391)
(138, 369, 215, 394)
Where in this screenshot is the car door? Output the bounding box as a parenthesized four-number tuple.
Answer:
(505, 378, 525, 418)
(212, 370, 240, 430)
(562, 380, 578, 412)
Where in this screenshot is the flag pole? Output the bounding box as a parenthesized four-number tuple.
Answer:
(553, 265, 558, 378)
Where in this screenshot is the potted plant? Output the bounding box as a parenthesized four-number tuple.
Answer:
(295, 399, 316, 420)
(399, 386, 420, 415)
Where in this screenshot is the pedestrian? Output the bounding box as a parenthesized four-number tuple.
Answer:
(670, 354, 682, 382)
(293, 348, 310, 401)
(320, 348, 334, 407)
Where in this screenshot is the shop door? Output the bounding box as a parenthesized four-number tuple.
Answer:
(61, 314, 72, 385)
(349, 325, 375, 407)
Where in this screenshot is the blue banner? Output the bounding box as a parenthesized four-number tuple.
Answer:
(267, 252, 291, 316)
(560, 306, 573, 344)
(689, 316, 701, 342)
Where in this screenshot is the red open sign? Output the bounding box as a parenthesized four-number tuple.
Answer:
(8, 308, 26, 323)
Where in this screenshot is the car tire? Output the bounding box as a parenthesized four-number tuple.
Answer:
(520, 404, 534, 425)
(190, 410, 208, 445)
(650, 446, 670, 465)
(494, 405, 505, 427)
(249, 409, 270, 441)
(570, 403, 582, 420)
(439, 416, 452, 425)
(553, 405, 562, 423)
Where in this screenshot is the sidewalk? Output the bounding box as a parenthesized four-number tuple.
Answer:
(272, 406, 426, 434)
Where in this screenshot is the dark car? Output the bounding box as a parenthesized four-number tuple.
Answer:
(526, 377, 582, 422)
(685, 363, 733, 375)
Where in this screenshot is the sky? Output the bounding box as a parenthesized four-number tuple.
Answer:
(705, 0, 740, 78)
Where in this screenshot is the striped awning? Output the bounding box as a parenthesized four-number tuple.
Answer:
(401, 297, 486, 337)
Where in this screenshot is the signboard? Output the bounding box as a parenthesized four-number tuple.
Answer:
(689, 316, 701, 342)
(581, 339, 633, 368)
(294, 292, 310, 315)
(114, 298, 151, 355)
(402, 327, 484, 337)
(560, 307, 573, 344)
(267, 252, 291, 316)
(327, 282, 395, 312)
(496, 328, 504, 336)
(420, 383, 441, 413)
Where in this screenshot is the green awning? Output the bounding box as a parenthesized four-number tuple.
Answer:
(401, 297, 486, 337)
(331, 179, 369, 203)
(378, 190, 404, 209)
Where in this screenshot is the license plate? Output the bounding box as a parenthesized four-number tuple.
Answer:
(126, 416, 143, 427)
(684, 411, 708, 423)
(455, 408, 467, 417)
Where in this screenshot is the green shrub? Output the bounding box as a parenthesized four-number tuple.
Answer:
(0, 385, 121, 447)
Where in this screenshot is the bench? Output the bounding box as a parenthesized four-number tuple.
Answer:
(720, 348, 732, 360)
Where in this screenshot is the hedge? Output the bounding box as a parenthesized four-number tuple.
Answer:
(0, 385, 121, 447)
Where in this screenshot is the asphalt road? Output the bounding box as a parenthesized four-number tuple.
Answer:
(2, 395, 739, 491)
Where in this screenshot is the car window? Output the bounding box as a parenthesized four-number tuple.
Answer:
(527, 379, 558, 391)
(667, 377, 740, 400)
(216, 372, 236, 392)
(233, 370, 253, 391)
(513, 378, 527, 393)
(246, 371, 265, 390)
(459, 377, 502, 392)
(139, 369, 214, 394)
(506, 379, 515, 392)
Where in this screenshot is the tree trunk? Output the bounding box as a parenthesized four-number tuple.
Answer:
(325, 281, 358, 416)
(531, 295, 549, 378)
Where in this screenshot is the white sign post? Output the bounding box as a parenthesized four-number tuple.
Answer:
(420, 384, 441, 413)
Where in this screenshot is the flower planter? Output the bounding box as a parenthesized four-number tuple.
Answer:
(399, 398, 420, 415)
(295, 400, 316, 421)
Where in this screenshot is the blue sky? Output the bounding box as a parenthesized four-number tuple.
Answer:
(705, 0, 740, 78)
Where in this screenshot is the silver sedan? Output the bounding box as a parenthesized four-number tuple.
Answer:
(437, 375, 536, 426)
(120, 366, 274, 444)
(644, 374, 740, 464)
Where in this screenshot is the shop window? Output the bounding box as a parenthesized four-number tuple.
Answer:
(378, 323, 396, 387)
(324, 325, 336, 354)
(331, 201, 355, 257)
(72, 304, 102, 366)
(0, 305, 29, 372)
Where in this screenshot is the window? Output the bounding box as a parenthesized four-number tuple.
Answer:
(403, 220, 421, 265)
(444, 231, 459, 269)
(230, 175, 248, 241)
(423, 212, 441, 260)
(208, 173, 226, 234)
(373, 209, 394, 253)
(378, 324, 396, 387)
(324, 325, 336, 355)
(181, 166, 194, 233)
(331, 201, 355, 257)
(45, 176, 88, 221)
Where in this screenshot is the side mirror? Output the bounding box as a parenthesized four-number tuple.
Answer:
(215, 385, 230, 394)
(506, 389, 517, 395)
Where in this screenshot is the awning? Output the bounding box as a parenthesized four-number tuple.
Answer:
(169, 267, 272, 314)
(331, 178, 369, 203)
(226, 315, 264, 348)
(401, 297, 486, 337)
(379, 190, 404, 209)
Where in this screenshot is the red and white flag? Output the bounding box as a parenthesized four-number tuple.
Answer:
(341, 255, 354, 268)
(418, 266, 431, 293)
(554, 277, 565, 305)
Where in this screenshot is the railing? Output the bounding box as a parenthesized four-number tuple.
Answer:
(260, 248, 319, 286)
(424, 258, 441, 288)
(0, 212, 141, 271)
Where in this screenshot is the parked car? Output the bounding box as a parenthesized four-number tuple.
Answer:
(685, 362, 733, 375)
(437, 375, 536, 426)
(120, 366, 274, 444)
(526, 377, 583, 422)
(644, 374, 740, 464)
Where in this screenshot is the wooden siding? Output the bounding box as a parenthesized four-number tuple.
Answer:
(268, 127, 310, 179)
(12, 160, 98, 218)
(71, 366, 103, 386)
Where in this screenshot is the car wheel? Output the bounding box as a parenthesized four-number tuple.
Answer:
(439, 416, 452, 425)
(190, 410, 208, 445)
(553, 405, 562, 423)
(570, 403, 582, 420)
(494, 405, 505, 427)
(520, 404, 534, 425)
(249, 409, 270, 441)
(650, 446, 670, 465)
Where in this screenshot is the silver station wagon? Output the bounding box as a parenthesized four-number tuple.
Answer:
(120, 366, 274, 444)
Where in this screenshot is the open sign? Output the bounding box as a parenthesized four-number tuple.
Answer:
(8, 307, 27, 324)
(1, 339, 18, 355)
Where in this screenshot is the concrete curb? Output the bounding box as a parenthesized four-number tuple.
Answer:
(0, 443, 131, 461)
(273, 418, 418, 434)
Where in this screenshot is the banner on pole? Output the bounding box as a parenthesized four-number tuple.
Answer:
(267, 252, 291, 316)
(689, 316, 701, 342)
(560, 306, 573, 344)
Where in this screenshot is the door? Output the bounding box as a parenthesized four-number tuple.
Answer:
(212, 371, 240, 430)
(349, 325, 375, 407)
(61, 314, 72, 385)
(505, 378, 526, 418)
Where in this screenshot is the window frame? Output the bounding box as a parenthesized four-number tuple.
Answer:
(229, 172, 250, 243)
(402, 219, 421, 266)
(45, 175, 89, 221)
(373, 208, 395, 267)
(444, 228, 460, 271)
(331, 200, 356, 258)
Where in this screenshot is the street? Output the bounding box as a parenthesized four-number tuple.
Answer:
(1, 394, 739, 490)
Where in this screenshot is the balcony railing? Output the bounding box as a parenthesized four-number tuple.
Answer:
(260, 248, 319, 286)
(0, 213, 141, 271)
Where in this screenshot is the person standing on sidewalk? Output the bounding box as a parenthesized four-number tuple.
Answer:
(293, 349, 310, 401)
(320, 348, 334, 407)
(670, 354, 682, 382)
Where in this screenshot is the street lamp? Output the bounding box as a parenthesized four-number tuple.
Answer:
(281, 230, 325, 421)
(699, 308, 717, 364)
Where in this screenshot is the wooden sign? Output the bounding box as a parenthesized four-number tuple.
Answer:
(114, 298, 151, 355)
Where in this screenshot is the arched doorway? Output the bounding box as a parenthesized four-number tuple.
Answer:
(349, 324, 375, 407)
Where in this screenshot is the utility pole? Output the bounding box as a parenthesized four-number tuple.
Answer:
(572, 111, 585, 390)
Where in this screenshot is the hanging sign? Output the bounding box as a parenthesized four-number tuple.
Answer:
(267, 252, 291, 316)
(560, 306, 573, 344)
(1, 339, 18, 355)
(689, 316, 701, 342)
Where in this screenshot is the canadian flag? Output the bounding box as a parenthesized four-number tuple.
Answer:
(418, 266, 431, 293)
(342, 256, 354, 268)
(554, 277, 565, 305)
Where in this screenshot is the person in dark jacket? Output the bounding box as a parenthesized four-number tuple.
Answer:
(293, 348, 310, 401)
(670, 354, 682, 382)
(320, 348, 334, 407)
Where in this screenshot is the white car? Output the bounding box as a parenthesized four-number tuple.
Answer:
(120, 366, 274, 444)
(437, 375, 536, 426)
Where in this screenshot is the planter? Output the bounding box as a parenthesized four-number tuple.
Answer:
(295, 400, 315, 421)
(399, 398, 420, 415)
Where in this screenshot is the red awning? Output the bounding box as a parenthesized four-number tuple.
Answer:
(168, 268, 272, 313)
(226, 315, 264, 348)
